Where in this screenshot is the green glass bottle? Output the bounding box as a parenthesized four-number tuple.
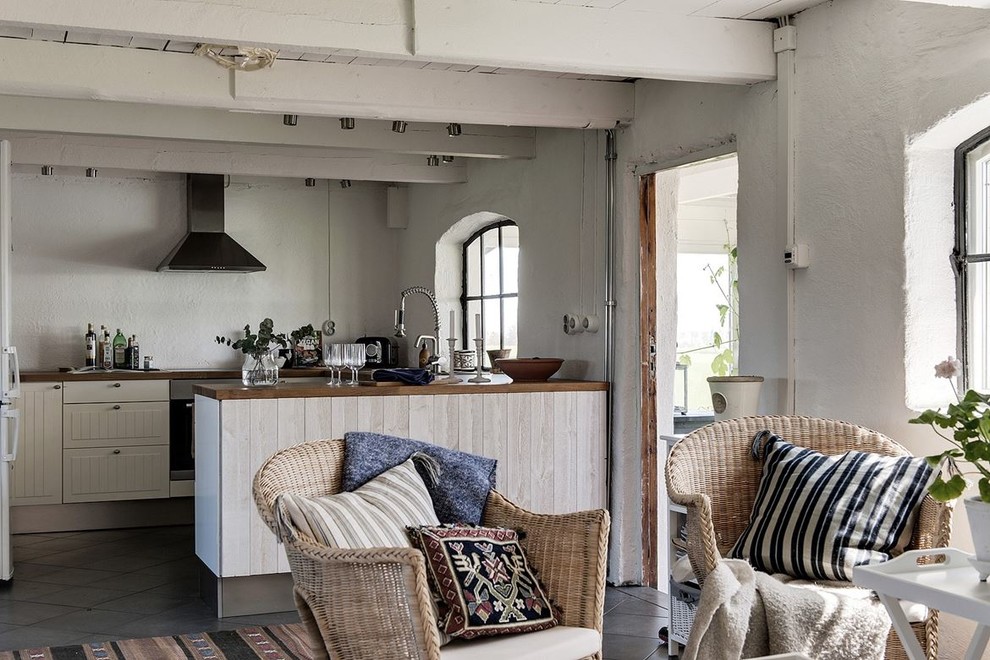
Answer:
(112, 329, 127, 369)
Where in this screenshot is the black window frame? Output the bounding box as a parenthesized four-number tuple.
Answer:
(955, 126, 990, 390)
(461, 220, 518, 351)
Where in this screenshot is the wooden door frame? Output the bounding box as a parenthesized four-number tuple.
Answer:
(639, 173, 659, 588)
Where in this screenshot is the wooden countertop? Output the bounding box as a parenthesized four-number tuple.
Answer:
(194, 375, 607, 400)
(21, 368, 333, 383)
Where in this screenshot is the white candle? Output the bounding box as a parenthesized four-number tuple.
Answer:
(449, 309, 455, 338)
(475, 313, 482, 339)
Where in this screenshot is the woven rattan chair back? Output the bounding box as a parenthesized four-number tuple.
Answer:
(665, 415, 953, 660)
(667, 415, 909, 554)
(253, 438, 346, 536)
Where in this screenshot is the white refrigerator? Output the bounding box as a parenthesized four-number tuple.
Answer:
(0, 139, 21, 582)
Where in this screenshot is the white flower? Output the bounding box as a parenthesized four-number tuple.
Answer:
(934, 356, 963, 379)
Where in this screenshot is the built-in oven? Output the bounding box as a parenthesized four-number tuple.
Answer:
(168, 379, 242, 484)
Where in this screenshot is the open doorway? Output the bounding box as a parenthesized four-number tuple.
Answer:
(639, 151, 738, 589)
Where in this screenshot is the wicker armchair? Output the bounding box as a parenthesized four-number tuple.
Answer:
(664, 416, 953, 660)
(253, 438, 610, 660)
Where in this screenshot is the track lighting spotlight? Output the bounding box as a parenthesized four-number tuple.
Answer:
(86, 168, 98, 178)
(305, 178, 316, 187)
(340, 117, 355, 130)
(391, 121, 407, 134)
(442, 155, 454, 163)
(427, 155, 440, 167)
(41, 165, 53, 176)
(447, 123, 462, 137)
(340, 179, 352, 189)
(283, 114, 298, 126)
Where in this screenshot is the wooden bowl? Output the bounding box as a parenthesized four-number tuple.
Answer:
(495, 357, 564, 382)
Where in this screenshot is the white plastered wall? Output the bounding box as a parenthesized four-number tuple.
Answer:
(627, 0, 990, 652)
(12, 174, 399, 369)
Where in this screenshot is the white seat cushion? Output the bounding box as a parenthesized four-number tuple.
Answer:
(439, 626, 601, 660)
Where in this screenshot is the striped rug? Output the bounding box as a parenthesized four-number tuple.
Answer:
(0, 624, 314, 660)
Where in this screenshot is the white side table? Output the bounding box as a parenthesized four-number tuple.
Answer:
(853, 548, 990, 660)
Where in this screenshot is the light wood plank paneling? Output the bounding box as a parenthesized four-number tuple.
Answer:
(456, 394, 484, 456)
(220, 400, 252, 576)
(382, 396, 409, 437)
(483, 394, 508, 493)
(505, 393, 531, 510)
(11, 382, 62, 506)
(356, 396, 384, 433)
(433, 395, 459, 451)
(330, 397, 359, 439)
(303, 398, 334, 440)
(249, 399, 280, 575)
(553, 392, 578, 514)
(531, 392, 556, 513)
(276, 398, 305, 573)
(408, 395, 435, 443)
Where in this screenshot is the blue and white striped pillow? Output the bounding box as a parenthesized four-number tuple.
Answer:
(729, 434, 936, 581)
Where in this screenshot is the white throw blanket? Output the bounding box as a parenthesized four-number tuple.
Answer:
(682, 559, 891, 660)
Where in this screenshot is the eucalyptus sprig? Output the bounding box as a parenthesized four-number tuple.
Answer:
(215, 318, 287, 359)
(909, 356, 990, 502)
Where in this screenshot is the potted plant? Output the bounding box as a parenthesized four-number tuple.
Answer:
(216, 318, 288, 386)
(910, 356, 989, 561)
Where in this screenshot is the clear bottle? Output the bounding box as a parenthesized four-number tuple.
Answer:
(112, 329, 127, 369)
(101, 328, 112, 370)
(84, 323, 96, 367)
(129, 335, 140, 370)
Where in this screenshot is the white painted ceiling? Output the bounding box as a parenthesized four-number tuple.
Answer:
(514, 0, 827, 20)
(0, 0, 826, 82)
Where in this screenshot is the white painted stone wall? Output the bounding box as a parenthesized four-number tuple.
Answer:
(12, 174, 399, 370)
(399, 129, 605, 376)
(622, 0, 990, 652)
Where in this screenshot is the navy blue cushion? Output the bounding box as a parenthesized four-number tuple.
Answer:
(342, 431, 497, 525)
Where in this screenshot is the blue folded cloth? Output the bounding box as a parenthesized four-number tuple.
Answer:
(372, 368, 435, 385)
(343, 431, 497, 524)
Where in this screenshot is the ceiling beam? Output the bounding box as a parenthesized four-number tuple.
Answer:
(0, 0, 776, 83)
(0, 38, 632, 128)
(0, 0, 410, 57)
(896, 0, 990, 6)
(413, 0, 776, 84)
(0, 95, 535, 159)
(1, 133, 467, 184)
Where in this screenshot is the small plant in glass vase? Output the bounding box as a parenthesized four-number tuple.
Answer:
(910, 356, 990, 568)
(216, 318, 288, 387)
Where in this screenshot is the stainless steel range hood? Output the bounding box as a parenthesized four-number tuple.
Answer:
(157, 174, 266, 273)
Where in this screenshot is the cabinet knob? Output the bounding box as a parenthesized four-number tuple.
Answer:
(112, 405, 121, 410)
(112, 382, 121, 388)
(53, 384, 61, 390)
(113, 449, 121, 454)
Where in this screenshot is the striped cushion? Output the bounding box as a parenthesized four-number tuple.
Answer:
(729, 434, 936, 581)
(275, 457, 440, 548)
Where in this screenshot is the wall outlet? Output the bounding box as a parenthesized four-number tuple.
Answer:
(784, 244, 809, 269)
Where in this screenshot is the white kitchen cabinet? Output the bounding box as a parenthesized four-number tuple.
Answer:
(10, 382, 63, 506)
(62, 379, 169, 503)
(62, 401, 169, 449)
(62, 445, 169, 502)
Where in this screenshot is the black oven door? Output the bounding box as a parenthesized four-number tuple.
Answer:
(169, 399, 195, 480)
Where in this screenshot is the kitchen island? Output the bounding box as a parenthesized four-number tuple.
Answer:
(192, 376, 607, 616)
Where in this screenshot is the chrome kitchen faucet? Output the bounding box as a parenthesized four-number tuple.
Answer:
(394, 286, 442, 374)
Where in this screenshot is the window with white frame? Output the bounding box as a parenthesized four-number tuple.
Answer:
(461, 221, 518, 361)
(958, 130, 990, 391)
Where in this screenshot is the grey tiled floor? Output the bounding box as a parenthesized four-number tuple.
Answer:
(0, 526, 668, 659)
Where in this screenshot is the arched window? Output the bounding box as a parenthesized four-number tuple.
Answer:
(461, 221, 518, 357)
(956, 126, 990, 391)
